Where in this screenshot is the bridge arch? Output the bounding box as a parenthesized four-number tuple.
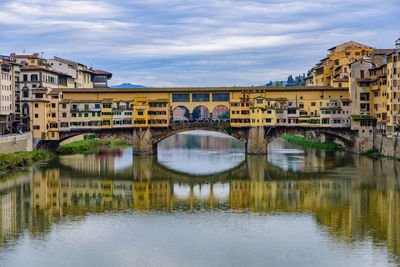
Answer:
(152, 126, 246, 146)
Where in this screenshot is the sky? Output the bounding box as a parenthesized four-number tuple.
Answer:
(0, 0, 399, 87)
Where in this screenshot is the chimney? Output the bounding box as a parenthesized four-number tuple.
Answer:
(396, 37, 400, 50)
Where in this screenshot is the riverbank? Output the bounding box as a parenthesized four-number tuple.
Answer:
(0, 151, 55, 172)
(282, 134, 344, 151)
(59, 137, 130, 154)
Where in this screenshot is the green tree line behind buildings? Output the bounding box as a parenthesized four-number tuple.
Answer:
(265, 70, 311, 87)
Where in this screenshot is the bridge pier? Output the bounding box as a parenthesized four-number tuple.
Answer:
(246, 126, 269, 154)
(132, 127, 156, 154)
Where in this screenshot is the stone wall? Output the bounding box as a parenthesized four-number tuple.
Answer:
(0, 132, 33, 154)
(374, 134, 400, 159)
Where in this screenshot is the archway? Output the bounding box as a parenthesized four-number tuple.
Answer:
(192, 105, 210, 121)
(212, 105, 229, 121)
(172, 106, 190, 122)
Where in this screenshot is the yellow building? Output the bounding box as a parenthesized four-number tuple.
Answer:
(309, 41, 372, 87)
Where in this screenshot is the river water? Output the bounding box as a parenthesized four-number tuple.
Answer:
(0, 130, 400, 267)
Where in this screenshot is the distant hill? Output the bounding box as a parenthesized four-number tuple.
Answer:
(111, 83, 147, 88)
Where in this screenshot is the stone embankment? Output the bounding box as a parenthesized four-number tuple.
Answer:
(0, 132, 32, 154)
(374, 134, 400, 159)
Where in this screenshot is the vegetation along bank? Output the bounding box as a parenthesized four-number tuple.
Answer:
(282, 134, 344, 151)
(58, 135, 130, 154)
(0, 151, 55, 172)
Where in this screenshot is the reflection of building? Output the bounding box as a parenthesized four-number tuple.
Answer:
(1, 159, 400, 260)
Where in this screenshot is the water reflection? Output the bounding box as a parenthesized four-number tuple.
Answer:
(0, 134, 400, 266)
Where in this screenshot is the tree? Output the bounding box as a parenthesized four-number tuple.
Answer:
(286, 75, 295, 86)
(274, 81, 283, 86)
(265, 80, 273, 86)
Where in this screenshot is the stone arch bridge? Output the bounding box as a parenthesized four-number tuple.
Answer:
(50, 122, 358, 154)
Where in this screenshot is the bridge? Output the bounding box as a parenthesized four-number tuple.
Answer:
(52, 122, 358, 154)
(32, 86, 373, 153)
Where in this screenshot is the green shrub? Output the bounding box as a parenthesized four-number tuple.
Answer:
(282, 134, 344, 151)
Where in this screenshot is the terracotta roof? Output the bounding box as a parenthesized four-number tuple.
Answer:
(10, 53, 39, 58)
(92, 69, 112, 75)
(373, 49, 395, 55)
(20, 66, 72, 76)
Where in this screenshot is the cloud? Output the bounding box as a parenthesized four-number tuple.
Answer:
(0, 0, 399, 86)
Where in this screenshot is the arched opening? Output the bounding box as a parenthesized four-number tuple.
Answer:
(172, 106, 190, 122)
(192, 105, 210, 121)
(212, 105, 229, 121)
(157, 130, 245, 175)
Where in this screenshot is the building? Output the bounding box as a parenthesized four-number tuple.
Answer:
(48, 57, 112, 88)
(0, 56, 19, 133)
(308, 41, 373, 88)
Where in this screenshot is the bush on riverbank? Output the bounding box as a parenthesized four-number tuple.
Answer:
(282, 134, 344, 151)
(59, 138, 130, 155)
(0, 151, 55, 171)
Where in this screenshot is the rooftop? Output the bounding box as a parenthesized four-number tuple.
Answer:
(60, 86, 349, 94)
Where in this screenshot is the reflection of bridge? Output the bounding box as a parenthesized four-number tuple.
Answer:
(58, 152, 344, 184)
(55, 123, 356, 154)
(1, 157, 400, 261)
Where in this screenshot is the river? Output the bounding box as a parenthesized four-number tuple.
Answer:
(0, 130, 399, 266)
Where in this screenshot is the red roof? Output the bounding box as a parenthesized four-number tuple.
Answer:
(92, 69, 112, 75)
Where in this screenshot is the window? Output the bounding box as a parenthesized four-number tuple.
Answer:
(51, 103, 56, 108)
(23, 74, 28, 81)
(72, 113, 76, 117)
(212, 93, 229, 102)
(172, 93, 190, 102)
(31, 74, 38, 81)
(299, 96, 303, 100)
(256, 99, 263, 104)
(95, 104, 100, 109)
(355, 52, 360, 56)
(23, 91, 29, 97)
(192, 93, 210, 102)
(62, 104, 67, 109)
(34, 114, 38, 118)
(78, 113, 82, 117)
(62, 113, 66, 118)
(103, 104, 112, 109)
(84, 113, 89, 117)
(33, 125, 40, 130)
(34, 103, 38, 108)
(52, 113, 56, 118)
(138, 111, 144, 115)
(84, 104, 89, 110)
(345, 52, 350, 56)
(360, 70, 365, 79)
(360, 93, 370, 101)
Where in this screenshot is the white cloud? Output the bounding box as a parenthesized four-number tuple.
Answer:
(0, 0, 399, 86)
